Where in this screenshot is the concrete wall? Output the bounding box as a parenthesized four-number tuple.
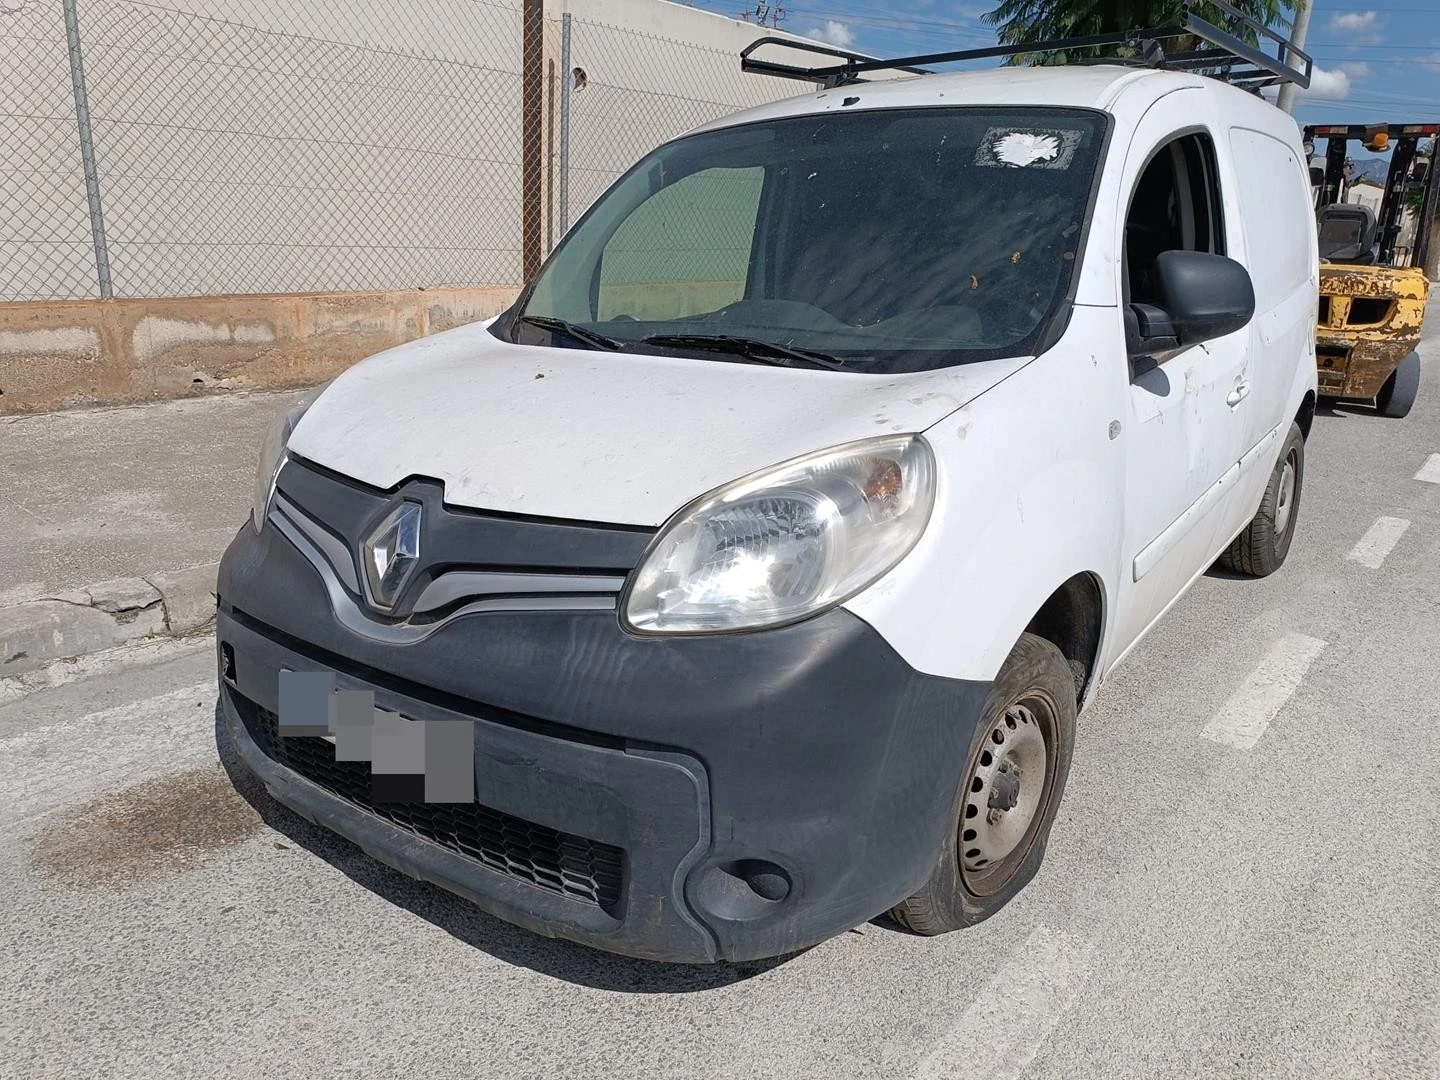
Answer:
(0, 288, 518, 414)
(556, 0, 825, 220)
(3, 0, 526, 301)
(2, 0, 829, 412)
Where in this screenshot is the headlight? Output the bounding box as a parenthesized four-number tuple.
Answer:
(623, 435, 935, 635)
(250, 391, 321, 531)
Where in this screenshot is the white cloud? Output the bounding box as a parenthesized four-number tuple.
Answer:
(1303, 65, 1355, 100)
(803, 19, 856, 49)
(1264, 61, 1368, 103)
(1329, 10, 1378, 31)
(1425, 51, 1440, 73)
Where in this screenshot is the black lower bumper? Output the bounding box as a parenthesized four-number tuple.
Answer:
(218, 519, 989, 963)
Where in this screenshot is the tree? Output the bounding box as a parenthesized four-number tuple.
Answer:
(981, 0, 1297, 64)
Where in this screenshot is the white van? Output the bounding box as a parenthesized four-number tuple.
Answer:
(217, 41, 1319, 963)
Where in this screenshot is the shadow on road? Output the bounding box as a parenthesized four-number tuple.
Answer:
(213, 705, 800, 993)
(1203, 397, 1381, 581)
(1315, 399, 1380, 421)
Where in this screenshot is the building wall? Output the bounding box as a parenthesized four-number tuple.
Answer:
(1, 0, 831, 410)
(556, 0, 824, 222)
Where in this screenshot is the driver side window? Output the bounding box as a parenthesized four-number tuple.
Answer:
(1123, 133, 1226, 306)
(596, 166, 765, 322)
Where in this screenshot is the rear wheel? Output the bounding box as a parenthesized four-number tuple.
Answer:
(890, 633, 1076, 935)
(1375, 351, 1420, 419)
(1217, 422, 1304, 578)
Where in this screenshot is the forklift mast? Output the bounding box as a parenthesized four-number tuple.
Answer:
(1306, 123, 1439, 269)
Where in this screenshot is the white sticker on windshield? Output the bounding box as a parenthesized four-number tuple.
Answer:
(975, 127, 1082, 170)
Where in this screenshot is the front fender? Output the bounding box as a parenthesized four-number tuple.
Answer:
(845, 317, 1126, 684)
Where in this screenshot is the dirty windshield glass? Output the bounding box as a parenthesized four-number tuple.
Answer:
(512, 107, 1107, 373)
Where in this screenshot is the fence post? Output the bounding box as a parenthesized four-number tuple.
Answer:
(521, 0, 545, 282)
(559, 12, 572, 235)
(62, 0, 112, 300)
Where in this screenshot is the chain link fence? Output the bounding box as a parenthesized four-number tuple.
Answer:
(4, 0, 529, 300)
(3, 0, 101, 300)
(557, 13, 795, 230)
(3, 0, 803, 302)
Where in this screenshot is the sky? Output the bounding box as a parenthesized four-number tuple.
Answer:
(689, 0, 1440, 129)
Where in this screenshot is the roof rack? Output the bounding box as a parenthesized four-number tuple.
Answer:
(740, 0, 1312, 93)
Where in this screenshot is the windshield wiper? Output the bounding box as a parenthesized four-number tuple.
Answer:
(515, 315, 623, 351)
(638, 334, 848, 371)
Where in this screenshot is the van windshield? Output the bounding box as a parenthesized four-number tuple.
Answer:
(511, 107, 1107, 374)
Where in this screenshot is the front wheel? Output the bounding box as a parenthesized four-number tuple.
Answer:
(890, 633, 1077, 935)
(1217, 422, 1305, 578)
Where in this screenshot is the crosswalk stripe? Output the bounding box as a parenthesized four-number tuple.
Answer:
(1200, 632, 1326, 751)
(0, 683, 218, 826)
(913, 926, 1094, 1080)
(1347, 516, 1411, 570)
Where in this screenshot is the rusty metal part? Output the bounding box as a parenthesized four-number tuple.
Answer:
(1314, 264, 1429, 399)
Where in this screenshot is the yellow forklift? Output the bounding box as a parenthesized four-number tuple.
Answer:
(1305, 123, 1438, 418)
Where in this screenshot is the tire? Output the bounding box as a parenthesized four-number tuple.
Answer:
(890, 633, 1077, 935)
(1217, 422, 1305, 578)
(1375, 351, 1420, 419)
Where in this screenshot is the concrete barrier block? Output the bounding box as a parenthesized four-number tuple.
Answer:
(0, 591, 167, 676)
(147, 563, 220, 635)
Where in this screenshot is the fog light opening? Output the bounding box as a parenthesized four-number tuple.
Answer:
(735, 860, 790, 903)
(692, 859, 794, 922)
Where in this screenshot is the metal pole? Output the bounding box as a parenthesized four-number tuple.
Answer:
(1276, 0, 1313, 115)
(559, 12, 572, 235)
(521, 0, 545, 282)
(63, 0, 112, 299)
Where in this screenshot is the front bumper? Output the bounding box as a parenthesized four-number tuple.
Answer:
(218, 506, 989, 963)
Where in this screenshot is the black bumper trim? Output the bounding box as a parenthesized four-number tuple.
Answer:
(219, 513, 993, 963)
(231, 690, 626, 911)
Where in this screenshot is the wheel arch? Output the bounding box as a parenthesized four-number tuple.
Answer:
(1022, 571, 1106, 708)
(1294, 390, 1316, 440)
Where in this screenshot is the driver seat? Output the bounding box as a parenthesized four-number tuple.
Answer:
(1316, 203, 1378, 264)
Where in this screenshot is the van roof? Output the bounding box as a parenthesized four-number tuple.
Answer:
(697, 64, 1277, 134)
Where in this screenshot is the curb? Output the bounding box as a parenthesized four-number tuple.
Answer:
(0, 563, 218, 678)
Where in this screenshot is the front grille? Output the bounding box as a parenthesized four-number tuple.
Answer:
(235, 693, 625, 911)
(267, 459, 655, 631)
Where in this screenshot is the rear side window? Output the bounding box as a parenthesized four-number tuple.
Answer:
(1123, 132, 1225, 306)
(1228, 128, 1314, 308)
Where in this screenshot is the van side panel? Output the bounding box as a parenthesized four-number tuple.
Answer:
(1228, 128, 1316, 313)
(1225, 124, 1320, 514)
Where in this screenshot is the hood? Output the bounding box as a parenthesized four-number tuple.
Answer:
(288, 322, 1029, 527)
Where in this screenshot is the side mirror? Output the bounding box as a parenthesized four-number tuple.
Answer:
(1128, 250, 1255, 357)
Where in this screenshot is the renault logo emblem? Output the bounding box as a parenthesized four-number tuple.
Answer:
(362, 502, 422, 611)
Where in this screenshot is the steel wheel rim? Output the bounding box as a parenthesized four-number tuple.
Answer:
(959, 695, 1055, 896)
(1275, 451, 1297, 537)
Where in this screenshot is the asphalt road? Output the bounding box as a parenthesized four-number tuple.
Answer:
(4, 325, 1439, 1079)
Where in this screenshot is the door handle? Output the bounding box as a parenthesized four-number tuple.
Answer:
(1227, 381, 1250, 408)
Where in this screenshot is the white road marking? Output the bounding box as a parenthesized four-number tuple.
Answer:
(0, 682, 218, 826)
(913, 926, 1094, 1080)
(1347, 516, 1412, 570)
(0, 634, 212, 707)
(1416, 454, 1440, 485)
(1200, 632, 1327, 751)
